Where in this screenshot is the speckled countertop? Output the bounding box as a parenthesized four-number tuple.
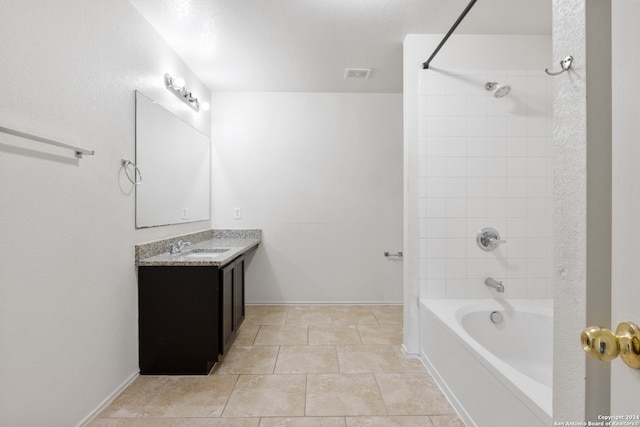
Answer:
(135, 229, 261, 267)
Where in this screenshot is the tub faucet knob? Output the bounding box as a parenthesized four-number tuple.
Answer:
(477, 227, 506, 252)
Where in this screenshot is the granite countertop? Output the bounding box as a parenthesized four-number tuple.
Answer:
(135, 229, 261, 267)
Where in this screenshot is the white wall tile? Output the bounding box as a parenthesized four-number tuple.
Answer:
(486, 137, 507, 156)
(446, 238, 468, 258)
(418, 67, 552, 299)
(425, 197, 446, 217)
(486, 177, 507, 197)
(486, 157, 507, 177)
(425, 157, 446, 177)
(467, 198, 487, 216)
(507, 137, 528, 157)
(425, 218, 447, 238)
(426, 177, 446, 197)
(466, 137, 487, 156)
(426, 259, 446, 279)
(446, 116, 467, 136)
(446, 137, 467, 156)
(425, 238, 447, 258)
(446, 279, 468, 298)
(527, 157, 547, 177)
(446, 218, 467, 238)
(446, 178, 467, 197)
(467, 178, 487, 197)
(425, 137, 447, 156)
(446, 198, 467, 218)
(507, 157, 527, 177)
(486, 197, 507, 217)
(507, 198, 527, 218)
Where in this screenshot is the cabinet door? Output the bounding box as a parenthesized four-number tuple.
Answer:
(220, 261, 235, 354)
(138, 266, 219, 375)
(233, 255, 245, 329)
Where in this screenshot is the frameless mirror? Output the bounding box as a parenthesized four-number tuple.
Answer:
(135, 91, 210, 228)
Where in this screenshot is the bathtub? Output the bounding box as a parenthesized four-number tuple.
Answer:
(419, 299, 552, 427)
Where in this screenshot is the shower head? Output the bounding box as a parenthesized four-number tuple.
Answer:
(485, 81, 511, 98)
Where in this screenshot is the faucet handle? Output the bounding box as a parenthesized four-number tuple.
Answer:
(477, 227, 506, 252)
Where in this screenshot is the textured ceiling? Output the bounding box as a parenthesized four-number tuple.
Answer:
(128, 0, 551, 93)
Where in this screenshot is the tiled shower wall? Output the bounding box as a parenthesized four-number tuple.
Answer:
(418, 69, 553, 299)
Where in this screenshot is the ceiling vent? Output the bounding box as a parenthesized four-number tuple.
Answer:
(343, 68, 372, 79)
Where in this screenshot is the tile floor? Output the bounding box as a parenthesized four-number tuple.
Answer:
(90, 305, 465, 427)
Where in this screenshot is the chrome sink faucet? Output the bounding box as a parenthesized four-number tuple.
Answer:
(485, 277, 505, 293)
(169, 240, 192, 254)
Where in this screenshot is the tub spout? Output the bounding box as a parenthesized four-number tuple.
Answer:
(485, 277, 504, 293)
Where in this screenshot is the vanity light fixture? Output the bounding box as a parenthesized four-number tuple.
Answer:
(164, 73, 206, 112)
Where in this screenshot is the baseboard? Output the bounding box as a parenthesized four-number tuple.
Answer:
(77, 371, 139, 427)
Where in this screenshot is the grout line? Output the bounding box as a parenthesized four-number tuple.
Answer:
(216, 374, 241, 418)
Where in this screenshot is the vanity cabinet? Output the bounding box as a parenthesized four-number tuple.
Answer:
(137, 253, 249, 375)
(138, 266, 219, 375)
(220, 255, 245, 355)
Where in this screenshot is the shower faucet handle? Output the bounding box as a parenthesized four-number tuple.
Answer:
(476, 227, 506, 252)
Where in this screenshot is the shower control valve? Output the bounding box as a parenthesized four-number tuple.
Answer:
(476, 227, 506, 252)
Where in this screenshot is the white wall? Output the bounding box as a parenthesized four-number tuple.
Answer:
(403, 34, 551, 352)
(211, 92, 403, 304)
(552, 0, 612, 422)
(0, 1, 211, 425)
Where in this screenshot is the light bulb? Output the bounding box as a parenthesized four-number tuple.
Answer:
(200, 102, 210, 112)
(173, 77, 185, 89)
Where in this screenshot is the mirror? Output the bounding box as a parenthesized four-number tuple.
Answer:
(135, 91, 210, 228)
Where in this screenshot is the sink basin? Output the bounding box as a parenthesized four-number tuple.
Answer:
(182, 248, 230, 258)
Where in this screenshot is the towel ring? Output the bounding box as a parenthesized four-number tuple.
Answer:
(121, 159, 142, 185)
(545, 55, 573, 76)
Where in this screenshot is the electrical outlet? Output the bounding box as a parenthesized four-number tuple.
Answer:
(181, 207, 189, 219)
(234, 207, 242, 220)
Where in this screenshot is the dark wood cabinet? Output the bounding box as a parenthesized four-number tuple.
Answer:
(138, 252, 251, 375)
(220, 255, 245, 355)
(138, 266, 219, 375)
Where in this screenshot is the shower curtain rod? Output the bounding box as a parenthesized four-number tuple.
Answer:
(422, 0, 478, 69)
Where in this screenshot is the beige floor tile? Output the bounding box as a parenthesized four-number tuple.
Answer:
(346, 416, 435, 427)
(306, 374, 387, 416)
(234, 324, 260, 345)
(259, 417, 346, 427)
(88, 419, 173, 427)
(254, 325, 309, 345)
(429, 415, 466, 427)
(245, 305, 288, 325)
(140, 375, 237, 417)
(275, 345, 339, 374)
(371, 306, 403, 324)
(213, 346, 279, 374)
(337, 345, 407, 374)
(222, 374, 306, 417)
(375, 374, 455, 415)
(98, 376, 169, 417)
(168, 419, 260, 427)
(285, 306, 334, 324)
(309, 325, 363, 345)
(91, 418, 260, 427)
(357, 324, 403, 345)
(329, 306, 379, 325)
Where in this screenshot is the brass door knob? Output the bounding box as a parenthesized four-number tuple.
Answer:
(581, 321, 640, 369)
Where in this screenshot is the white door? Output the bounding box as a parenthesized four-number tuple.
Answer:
(611, 0, 640, 414)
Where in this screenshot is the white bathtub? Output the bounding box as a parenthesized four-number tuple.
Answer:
(419, 299, 552, 427)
